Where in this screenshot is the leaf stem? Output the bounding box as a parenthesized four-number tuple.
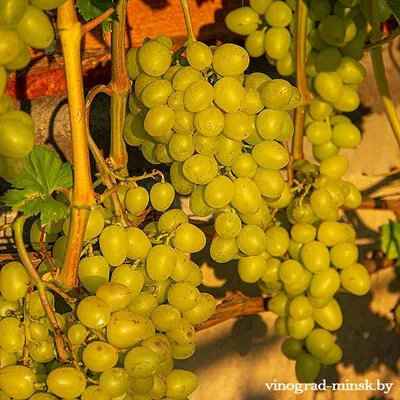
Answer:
(369, 0, 400, 147)
(292, 0, 313, 161)
(365, 26, 400, 51)
(81, 7, 115, 37)
(179, 0, 196, 43)
(109, 0, 130, 174)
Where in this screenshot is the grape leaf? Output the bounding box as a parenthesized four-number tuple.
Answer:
(385, 0, 400, 23)
(380, 221, 400, 259)
(76, 0, 118, 32)
(0, 146, 73, 225)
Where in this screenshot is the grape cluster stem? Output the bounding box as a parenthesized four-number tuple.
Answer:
(180, 0, 196, 43)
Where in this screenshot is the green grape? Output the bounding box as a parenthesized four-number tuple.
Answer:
(215, 211, 242, 238)
(135, 73, 159, 100)
(194, 105, 224, 137)
(343, 16, 357, 43)
(343, 181, 362, 208)
(96, 282, 133, 311)
(146, 245, 177, 281)
(52, 235, 67, 261)
(223, 112, 252, 140)
(141, 79, 173, 108)
(236, 224, 266, 256)
(318, 15, 346, 46)
(253, 167, 285, 199)
(340, 263, 371, 295)
(170, 341, 195, 360)
(291, 223, 316, 244)
(288, 316, 315, 339)
(126, 47, 142, 80)
(125, 187, 149, 215)
(76, 295, 110, 329)
(17, 5, 54, 49)
(155, 34, 172, 49)
(172, 222, 206, 253)
(184, 261, 203, 287)
(0, 118, 34, 158)
(281, 338, 305, 360)
(0, 296, 19, 317)
(288, 239, 303, 261)
(265, 226, 289, 256)
(268, 292, 290, 317)
(306, 51, 320, 77)
(317, 47, 342, 72)
(29, 322, 49, 342)
(81, 386, 111, 400)
(183, 154, 218, 184)
(26, 393, 56, 399)
(141, 138, 161, 164)
(78, 255, 109, 294)
(308, 28, 329, 50)
(29, 338, 55, 363)
(250, 0, 273, 14)
(164, 65, 183, 83)
(186, 41, 213, 70)
(182, 293, 216, 325)
(99, 368, 132, 398)
(300, 241, 330, 273)
(309, 97, 333, 120)
(231, 177, 261, 215)
(314, 71, 344, 102)
(309, 0, 331, 21)
(107, 310, 155, 348)
(332, 122, 361, 148)
(144, 105, 175, 137)
(83, 341, 118, 372)
(125, 346, 160, 378)
(0, 317, 24, 353)
(310, 189, 338, 221)
(142, 333, 172, 364)
(189, 185, 215, 217)
(1, 110, 34, 130)
(330, 241, 358, 269)
(317, 221, 349, 247)
(238, 254, 268, 283)
(47, 367, 86, 398)
(0, 27, 21, 65)
(260, 79, 293, 110)
(0, 365, 36, 399)
(276, 51, 295, 76)
(183, 80, 214, 112)
(210, 235, 239, 263)
(5, 42, 30, 70)
(168, 133, 194, 161)
(151, 305, 181, 331)
(312, 298, 343, 331)
(320, 154, 349, 179)
(287, 202, 316, 224)
(166, 318, 195, 347)
(28, 290, 54, 319)
(131, 376, 154, 395)
(169, 252, 190, 282)
(320, 343, 343, 365)
(266, 182, 293, 209)
(274, 316, 289, 336)
(0, 261, 30, 302)
(0, 0, 28, 27)
(336, 56, 366, 83)
(215, 135, 242, 166)
(30, 0, 66, 10)
(243, 88, 264, 114)
(289, 296, 314, 320)
(260, 257, 280, 283)
(213, 76, 245, 113)
(150, 182, 175, 211)
(172, 109, 194, 135)
(225, 7, 260, 35)
(64, 207, 105, 240)
(232, 153, 258, 178)
(310, 268, 341, 298)
(126, 227, 152, 260)
(333, 85, 360, 112)
(99, 225, 128, 266)
(148, 374, 167, 399)
(204, 176, 234, 208)
(168, 282, 200, 312)
(295, 353, 321, 383)
(168, 91, 184, 111)
(256, 109, 287, 140)
(252, 139, 289, 169)
(67, 323, 87, 345)
(158, 209, 188, 231)
(264, 27, 291, 60)
(173, 66, 202, 92)
(279, 260, 305, 285)
(305, 328, 335, 359)
(128, 292, 158, 317)
(245, 115, 264, 145)
(313, 140, 339, 162)
(308, 294, 332, 309)
(265, 1, 292, 27)
(170, 161, 195, 195)
(155, 143, 173, 163)
(0, 94, 13, 114)
(166, 369, 198, 399)
(245, 30, 266, 58)
(193, 132, 220, 156)
(138, 41, 171, 77)
(245, 72, 271, 90)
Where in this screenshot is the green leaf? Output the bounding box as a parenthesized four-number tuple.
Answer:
(385, 0, 400, 23)
(0, 146, 72, 225)
(76, 0, 118, 32)
(380, 221, 400, 259)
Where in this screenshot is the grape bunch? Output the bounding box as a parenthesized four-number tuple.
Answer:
(0, 178, 217, 399)
(0, 0, 63, 182)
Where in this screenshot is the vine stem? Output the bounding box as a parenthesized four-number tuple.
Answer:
(81, 7, 115, 36)
(13, 216, 71, 363)
(365, 26, 400, 51)
(57, 0, 96, 290)
(180, 0, 196, 43)
(369, 0, 400, 148)
(292, 0, 313, 161)
(109, 0, 130, 174)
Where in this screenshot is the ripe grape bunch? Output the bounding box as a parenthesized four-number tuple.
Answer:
(0, 175, 217, 399)
(0, 0, 63, 182)
(225, 0, 391, 161)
